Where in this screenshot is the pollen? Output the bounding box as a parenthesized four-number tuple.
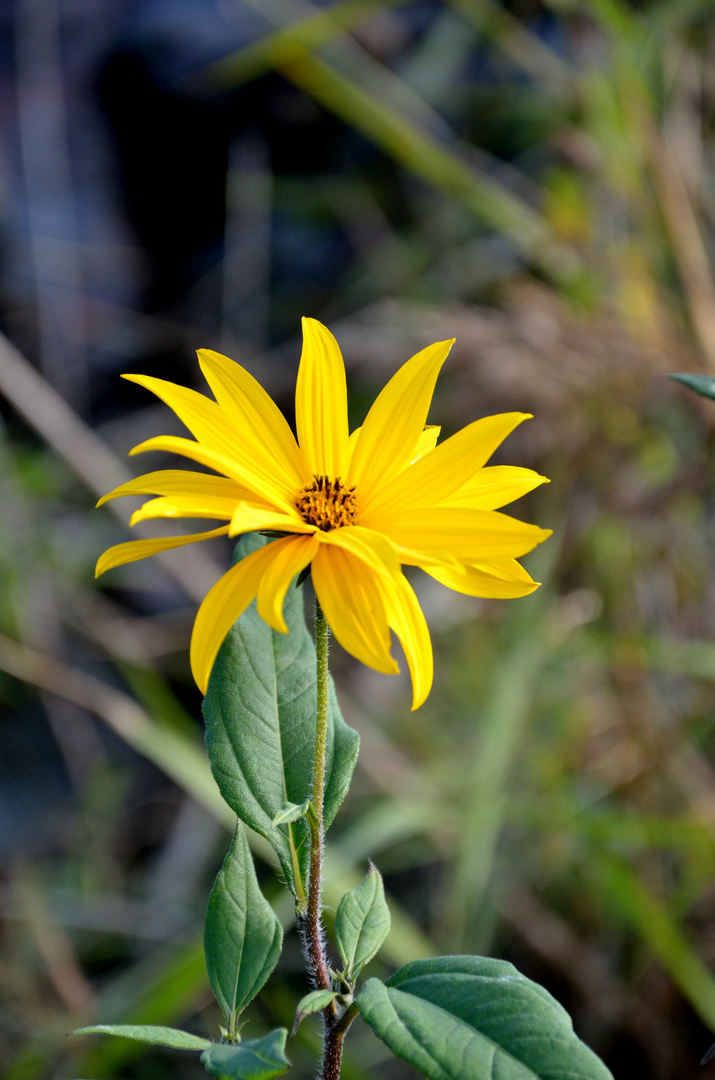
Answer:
(296, 475, 358, 531)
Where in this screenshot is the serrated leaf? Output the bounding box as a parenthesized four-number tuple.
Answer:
(201, 1029, 290, 1080)
(205, 824, 282, 1038)
(70, 1024, 211, 1051)
(335, 862, 390, 979)
(292, 989, 339, 1035)
(271, 800, 311, 827)
(358, 956, 614, 1080)
(669, 373, 715, 401)
(203, 533, 359, 897)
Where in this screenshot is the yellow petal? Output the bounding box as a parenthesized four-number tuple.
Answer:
(410, 425, 441, 464)
(125, 375, 295, 509)
(97, 469, 250, 508)
(123, 373, 242, 462)
(317, 525, 401, 580)
(256, 534, 320, 632)
(441, 466, 549, 510)
(311, 545, 398, 675)
(364, 413, 530, 516)
(366, 507, 552, 561)
(346, 424, 440, 471)
(390, 545, 462, 570)
(95, 525, 229, 578)
(198, 349, 309, 490)
(129, 436, 294, 513)
(295, 318, 350, 477)
(378, 572, 433, 710)
(426, 557, 540, 598)
(348, 339, 454, 500)
(229, 502, 316, 537)
(347, 426, 360, 462)
(190, 537, 294, 692)
(129, 494, 240, 527)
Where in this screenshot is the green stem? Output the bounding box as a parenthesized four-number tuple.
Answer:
(304, 600, 356, 1080)
(305, 600, 333, 993)
(312, 600, 330, 830)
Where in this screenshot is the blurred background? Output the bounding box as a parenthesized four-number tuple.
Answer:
(2, 0, 715, 1076)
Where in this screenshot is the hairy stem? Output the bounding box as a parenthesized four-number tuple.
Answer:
(305, 600, 332, 993)
(303, 600, 359, 1080)
(322, 1003, 359, 1080)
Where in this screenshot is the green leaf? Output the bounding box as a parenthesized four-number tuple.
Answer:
(205, 824, 283, 1038)
(271, 800, 311, 827)
(69, 1025, 211, 1051)
(201, 1029, 290, 1080)
(335, 861, 391, 979)
(358, 956, 614, 1080)
(669, 373, 715, 401)
(292, 989, 339, 1035)
(203, 533, 359, 897)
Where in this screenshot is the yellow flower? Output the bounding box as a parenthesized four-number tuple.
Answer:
(96, 319, 551, 708)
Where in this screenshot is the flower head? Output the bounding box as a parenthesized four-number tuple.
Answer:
(96, 319, 551, 708)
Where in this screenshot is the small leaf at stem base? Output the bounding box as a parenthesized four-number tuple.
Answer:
(201, 1029, 291, 1079)
(271, 800, 312, 827)
(292, 989, 340, 1036)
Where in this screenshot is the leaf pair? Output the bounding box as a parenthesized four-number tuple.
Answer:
(292, 862, 392, 1035)
(72, 823, 287, 1076)
(71, 825, 289, 1080)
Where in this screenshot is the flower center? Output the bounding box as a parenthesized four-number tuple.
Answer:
(296, 475, 358, 531)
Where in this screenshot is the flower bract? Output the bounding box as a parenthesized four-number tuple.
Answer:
(96, 319, 551, 708)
